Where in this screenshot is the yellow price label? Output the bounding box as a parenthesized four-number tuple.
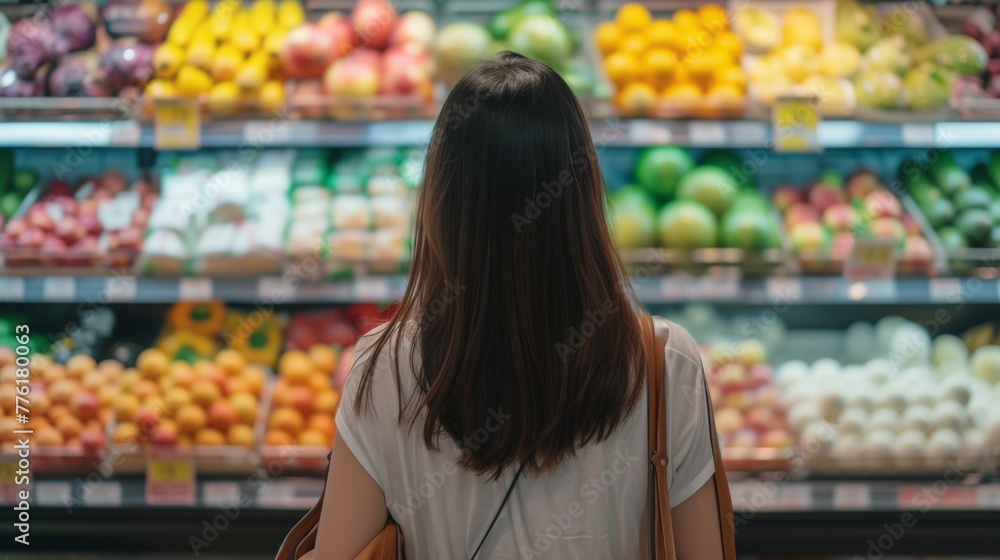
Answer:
(855, 244, 894, 267)
(154, 98, 200, 150)
(846, 237, 896, 280)
(774, 96, 820, 153)
(0, 461, 18, 482)
(148, 458, 193, 484)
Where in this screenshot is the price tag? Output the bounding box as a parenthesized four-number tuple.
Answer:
(202, 481, 242, 507)
(82, 481, 122, 507)
(929, 278, 961, 302)
(0, 461, 22, 505)
(105, 276, 137, 302)
(689, 122, 727, 146)
(773, 96, 820, 153)
(766, 277, 802, 303)
(355, 277, 390, 302)
(976, 484, 1000, 509)
(35, 481, 72, 507)
(659, 277, 700, 301)
(701, 277, 740, 300)
(901, 124, 935, 147)
(938, 486, 978, 509)
(0, 278, 25, 301)
(146, 447, 196, 506)
(628, 121, 672, 144)
(833, 483, 871, 510)
(244, 120, 298, 145)
(774, 484, 812, 510)
(844, 237, 896, 280)
(257, 276, 292, 301)
(256, 480, 297, 508)
(178, 277, 212, 301)
(154, 98, 201, 151)
(42, 277, 75, 301)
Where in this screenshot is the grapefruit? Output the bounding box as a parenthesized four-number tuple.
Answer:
(635, 147, 694, 200)
(721, 209, 778, 250)
(677, 166, 738, 216)
(434, 23, 493, 86)
(608, 187, 658, 249)
(657, 201, 719, 249)
(509, 14, 572, 70)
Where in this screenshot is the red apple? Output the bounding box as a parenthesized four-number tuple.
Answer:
(46, 180, 73, 198)
(57, 216, 86, 245)
(351, 0, 396, 49)
(79, 212, 103, 235)
(318, 12, 357, 60)
(808, 182, 844, 215)
(323, 50, 381, 97)
(745, 407, 778, 432)
(821, 203, 858, 232)
(26, 206, 55, 232)
(133, 177, 155, 196)
(380, 44, 433, 96)
(771, 185, 804, 213)
(902, 235, 934, 264)
(79, 426, 107, 451)
(864, 189, 902, 219)
(846, 169, 881, 201)
(72, 391, 101, 421)
(281, 23, 337, 79)
(133, 406, 161, 435)
(150, 424, 179, 446)
(785, 203, 820, 229)
(40, 235, 67, 266)
(871, 217, 906, 246)
(391, 10, 436, 49)
(54, 196, 79, 216)
(832, 231, 855, 257)
(6, 218, 27, 238)
(790, 222, 830, 251)
(16, 227, 45, 249)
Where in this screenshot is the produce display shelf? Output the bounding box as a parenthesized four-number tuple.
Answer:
(0, 119, 998, 148)
(1, 275, 999, 303)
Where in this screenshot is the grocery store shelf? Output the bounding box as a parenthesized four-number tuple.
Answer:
(1, 119, 999, 148)
(2, 275, 999, 304)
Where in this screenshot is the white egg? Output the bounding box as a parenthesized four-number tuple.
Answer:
(863, 429, 895, 468)
(875, 386, 908, 413)
(782, 382, 818, 408)
(893, 429, 927, 468)
(864, 358, 894, 386)
(837, 407, 869, 435)
(869, 408, 900, 432)
(776, 360, 810, 387)
(830, 433, 862, 462)
(900, 405, 932, 434)
(908, 383, 937, 409)
(982, 413, 1000, 449)
(844, 384, 876, 411)
(818, 388, 846, 421)
(800, 420, 836, 454)
(932, 334, 970, 373)
(811, 357, 842, 378)
(939, 376, 972, 407)
(890, 324, 932, 369)
(875, 316, 908, 350)
(931, 400, 966, 433)
(962, 429, 984, 459)
(787, 401, 822, 434)
(926, 429, 962, 470)
(901, 365, 935, 384)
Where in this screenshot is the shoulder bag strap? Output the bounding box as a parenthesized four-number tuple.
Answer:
(470, 462, 527, 560)
(703, 373, 738, 559)
(276, 454, 332, 560)
(642, 315, 674, 560)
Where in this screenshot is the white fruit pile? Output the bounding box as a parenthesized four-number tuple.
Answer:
(777, 317, 1000, 472)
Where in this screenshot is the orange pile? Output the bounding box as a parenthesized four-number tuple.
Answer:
(265, 345, 341, 448)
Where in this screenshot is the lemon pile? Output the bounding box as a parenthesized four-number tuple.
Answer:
(593, 3, 746, 116)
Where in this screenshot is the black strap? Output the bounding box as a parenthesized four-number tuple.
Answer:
(470, 462, 526, 560)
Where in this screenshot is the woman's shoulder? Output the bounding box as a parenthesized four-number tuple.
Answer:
(651, 316, 704, 371)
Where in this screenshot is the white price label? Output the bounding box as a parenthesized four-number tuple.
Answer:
(833, 483, 871, 510)
(701, 278, 740, 300)
(257, 276, 291, 301)
(929, 278, 961, 302)
(328, 280, 353, 301)
(660, 277, 700, 300)
(355, 277, 390, 301)
(178, 278, 212, 301)
(977, 484, 1000, 509)
(36, 481, 72, 507)
(628, 121, 672, 144)
(774, 484, 812, 510)
(82, 481, 122, 507)
(244, 120, 299, 145)
(202, 481, 242, 507)
(105, 276, 137, 302)
(0, 278, 25, 301)
(766, 277, 802, 303)
(690, 122, 727, 146)
(901, 124, 935, 147)
(43, 277, 75, 301)
(256, 481, 297, 508)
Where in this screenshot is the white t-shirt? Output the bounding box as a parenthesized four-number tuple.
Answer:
(336, 316, 715, 560)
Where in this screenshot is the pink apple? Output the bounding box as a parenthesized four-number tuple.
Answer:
(864, 189, 902, 219)
(40, 235, 67, 266)
(785, 203, 820, 229)
(150, 424, 179, 446)
(72, 391, 101, 420)
(54, 196, 79, 216)
(390, 10, 436, 49)
(100, 171, 128, 194)
(846, 169, 881, 201)
(761, 428, 794, 448)
(26, 206, 55, 232)
(16, 227, 45, 249)
(808, 182, 845, 215)
(380, 44, 432, 96)
(6, 218, 27, 238)
(117, 226, 143, 250)
(79, 426, 107, 450)
(57, 216, 86, 245)
(871, 217, 906, 246)
(902, 235, 934, 264)
(832, 231, 855, 257)
(79, 212, 103, 235)
(790, 222, 830, 251)
(755, 385, 783, 409)
(745, 407, 778, 432)
(281, 23, 337, 79)
(748, 363, 774, 389)
(900, 214, 922, 236)
(132, 208, 150, 229)
(351, 0, 396, 49)
(822, 203, 858, 232)
(771, 185, 804, 213)
(323, 50, 381, 97)
(318, 12, 357, 60)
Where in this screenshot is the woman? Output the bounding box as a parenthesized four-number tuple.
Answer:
(315, 52, 725, 559)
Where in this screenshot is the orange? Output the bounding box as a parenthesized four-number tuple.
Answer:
(297, 429, 330, 447)
(307, 372, 332, 393)
(47, 404, 72, 422)
(241, 366, 266, 396)
(41, 363, 67, 384)
(194, 428, 226, 446)
(194, 361, 227, 388)
(113, 393, 141, 422)
(98, 359, 125, 376)
(314, 390, 341, 414)
(227, 424, 255, 447)
(641, 48, 678, 88)
(273, 382, 295, 408)
(33, 391, 52, 415)
(224, 376, 252, 397)
(290, 385, 315, 416)
(616, 3, 652, 32)
(594, 21, 623, 55)
(133, 378, 159, 400)
(230, 393, 259, 424)
(120, 368, 141, 392)
(307, 414, 337, 439)
(191, 379, 221, 407)
(143, 395, 168, 417)
(215, 349, 246, 376)
(98, 385, 118, 407)
(55, 415, 83, 438)
(81, 370, 106, 392)
(175, 403, 208, 434)
(616, 82, 658, 116)
(264, 429, 294, 446)
(66, 354, 97, 379)
(207, 401, 238, 432)
(673, 9, 702, 30)
(177, 434, 193, 447)
(308, 344, 338, 375)
(279, 350, 313, 383)
(158, 375, 175, 393)
(113, 422, 140, 444)
(136, 349, 169, 379)
(37, 426, 64, 446)
(269, 406, 305, 434)
(164, 387, 193, 412)
(604, 51, 640, 87)
(620, 33, 649, 56)
(697, 4, 730, 33)
(713, 31, 744, 61)
(48, 379, 77, 405)
(646, 20, 682, 52)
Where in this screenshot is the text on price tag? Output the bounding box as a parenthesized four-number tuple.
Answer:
(154, 98, 201, 151)
(773, 95, 820, 153)
(146, 448, 196, 505)
(845, 237, 896, 280)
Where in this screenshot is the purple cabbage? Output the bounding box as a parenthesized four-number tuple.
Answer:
(99, 38, 155, 93)
(7, 18, 69, 78)
(0, 66, 47, 97)
(48, 52, 110, 97)
(49, 5, 96, 53)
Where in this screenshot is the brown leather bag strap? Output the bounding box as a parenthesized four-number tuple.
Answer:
(276, 454, 332, 560)
(642, 315, 674, 560)
(704, 377, 738, 559)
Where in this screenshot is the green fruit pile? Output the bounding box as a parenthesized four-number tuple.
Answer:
(0, 149, 38, 223)
(608, 147, 781, 251)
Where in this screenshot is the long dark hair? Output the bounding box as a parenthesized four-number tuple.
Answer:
(354, 52, 647, 478)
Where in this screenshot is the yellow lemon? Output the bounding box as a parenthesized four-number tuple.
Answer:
(604, 51, 640, 87)
(713, 65, 747, 92)
(706, 82, 745, 106)
(620, 33, 649, 56)
(684, 49, 727, 81)
(697, 4, 730, 33)
(641, 48, 678, 88)
(646, 20, 682, 52)
(616, 82, 658, 116)
(594, 21, 624, 56)
(661, 82, 702, 114)
(672, 9, 702, 30)
(713, 31, 744, 62)
(616, 3, 652, 32)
